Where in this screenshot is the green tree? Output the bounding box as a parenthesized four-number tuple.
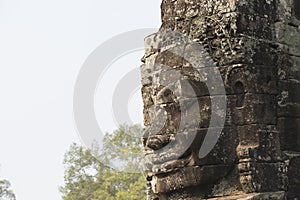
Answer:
(60, 124, 147, 200)
(0, 179, 16, 200)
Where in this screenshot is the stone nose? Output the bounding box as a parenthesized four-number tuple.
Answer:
(145, 135, 171, 150)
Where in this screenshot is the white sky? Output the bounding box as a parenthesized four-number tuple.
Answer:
(0, 1, 161, 200)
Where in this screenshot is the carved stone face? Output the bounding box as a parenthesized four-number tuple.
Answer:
(141, 0, 300, 199)
(141, 31, 238, 198)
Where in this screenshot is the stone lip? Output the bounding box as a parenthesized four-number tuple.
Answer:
(207, 191, 286, 200)
(144, 151, 196, 176)
(149, 165, 233, 194)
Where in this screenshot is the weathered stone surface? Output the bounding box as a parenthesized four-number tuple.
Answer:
(208, 191, 286, 200)
(275, 22, 300, 56)
(278, 54, 300, 81)
(195, 127, 238, 165)
(278, 79, 300, 104)
(150, 165, 232, 194)
(278, 118, 300, 152)
(238, 162, 288, 193)
(229, 94, 277, 125)
(284, 152, 300, 199)
(225, 65, 278, 95)
(287, 154, 300, 186)
(237, 125, 282, 162)
(141, 0, 300, 199)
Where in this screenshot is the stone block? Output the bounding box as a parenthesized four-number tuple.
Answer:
(278, 54, 300, 81)
(195, 127, 238, 166)
(278, 79, 300, 105)
(208, 192, 286, 200)
(276, 0, 294, 22)
(180, 97, 211, 129)
(294, 0, 300, 20)
(236, 0, 277, 19)
(238, 162, 288, 193)
(143, 127, 238, 168)
(237, 125, 282, 162)
(242, 38, 281, 66)
(287, 186, 300, 199)
(180, 96, 230, 129)
(229, 94, 277, 125)
(174, 78, 209, 98)
(287, 155, 300, 186)
(226, 65, 277, 95)
(236, 13, 275, 40)
(275, 22, 300, 56)
(154, 50, 184, 70)
(278, 103, 300, 118)
(150, 165, 232, 194)
(278, 117, 300, 151)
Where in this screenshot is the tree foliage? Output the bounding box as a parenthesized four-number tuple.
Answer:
(0, 179, 16, 200)
(60, 124, 147, 200)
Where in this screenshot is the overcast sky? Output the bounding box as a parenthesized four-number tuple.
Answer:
(0, 1, 161, 199)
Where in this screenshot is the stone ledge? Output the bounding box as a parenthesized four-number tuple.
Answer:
(207, 191, 286, 200)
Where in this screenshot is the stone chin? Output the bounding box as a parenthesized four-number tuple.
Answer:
(143, 130, 233, 195)
(145, 158, 233, 195)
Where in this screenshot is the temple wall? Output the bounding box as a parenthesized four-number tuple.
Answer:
(141, 0, 300, 199)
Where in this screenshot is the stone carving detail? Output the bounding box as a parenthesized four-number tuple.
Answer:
(140, 0, 300, 199)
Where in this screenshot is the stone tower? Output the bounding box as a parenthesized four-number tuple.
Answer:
(140, 0, 300, 199)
